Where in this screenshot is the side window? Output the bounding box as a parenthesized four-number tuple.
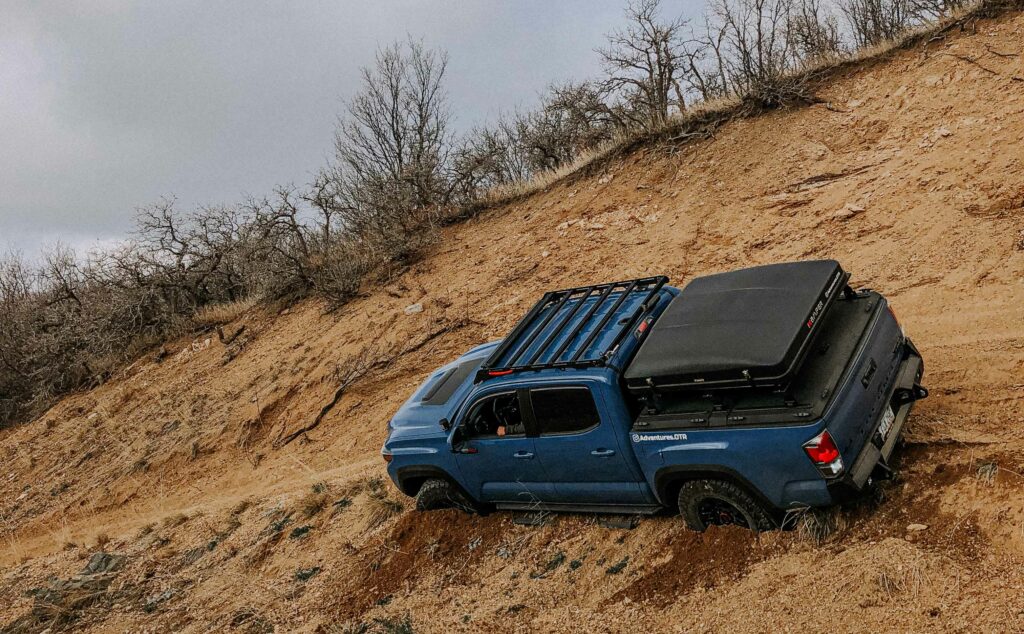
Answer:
(531, 387, 600, 435)
(461, 392, 526, 439)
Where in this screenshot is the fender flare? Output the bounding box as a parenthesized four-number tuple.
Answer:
(653, 464, 778, 512)
(394, 465, 476, 503)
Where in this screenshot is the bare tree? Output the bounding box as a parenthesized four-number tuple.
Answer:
(323, 38, 452, 260)
(906, 0, 967, 20)
(706, 0, 799, 95)
(838, 0, 912, 47)
(789, 0, 845, 62)
(597, 0, 692, 129)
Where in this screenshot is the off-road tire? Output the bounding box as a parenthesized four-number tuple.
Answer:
(677, 479, 776, 532)
(415, 478, 477, 514)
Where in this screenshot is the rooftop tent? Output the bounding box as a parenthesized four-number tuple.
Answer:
(624, 260, 850, 391)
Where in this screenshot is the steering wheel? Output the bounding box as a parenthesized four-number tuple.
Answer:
(493, 397, 518, 428)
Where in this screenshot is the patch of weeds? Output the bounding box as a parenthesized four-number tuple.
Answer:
(312, 482, 328, 494)
(977, 461, 998, 484)
(333, 497, 353, 512)
(366, 476, 387, 495)
(507, 604, 527, 613)
(530, 551, 566, 579)
(179, 546, 206, 567)
(301, 491, 329, 518)
(161, 513, 189, 529)
(373, 613, 414, 634)
(569, 558, 584, 571)
(375, 595, 392, 606)
(791, 507, 845, 544)
(366, 494, 404, 530)
(289, 525, 312, 540)
(605, 556, 629, 575)
(230, 607, 274, 633)
(295, 566, 322, 582)
(268, 516, 292, 535)
(143, 588, 176, 613)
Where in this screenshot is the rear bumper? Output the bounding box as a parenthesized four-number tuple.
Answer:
(832, 339, 926, 494)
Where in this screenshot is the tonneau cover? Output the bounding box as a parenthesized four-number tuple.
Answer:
(624, 260, 848, 391)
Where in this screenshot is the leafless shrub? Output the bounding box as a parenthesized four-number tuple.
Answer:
(706, 0, 800, 95)
(315, 38, 451, 266)
(789, 0, 846, 61)
(838, 0, 914, 47)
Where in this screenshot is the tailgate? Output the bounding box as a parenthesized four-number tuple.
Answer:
(843, 344, 926, 488)
(819, 298, 907, 463)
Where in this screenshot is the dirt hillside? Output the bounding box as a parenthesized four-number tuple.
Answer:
(2, 10, 1024, 633)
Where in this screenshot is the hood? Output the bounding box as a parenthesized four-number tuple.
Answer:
(385, 340, 497, 440)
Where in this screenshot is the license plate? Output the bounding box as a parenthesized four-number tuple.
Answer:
(878, 406, 896, 441)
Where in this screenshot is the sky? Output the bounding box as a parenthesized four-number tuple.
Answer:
(1, 1, 706, 258)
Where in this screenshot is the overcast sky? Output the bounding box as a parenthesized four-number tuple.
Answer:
(1, 1, 704, 258)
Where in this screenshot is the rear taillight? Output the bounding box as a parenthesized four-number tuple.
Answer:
(382, 450, 393, 463)
(803, 430, 844, 478)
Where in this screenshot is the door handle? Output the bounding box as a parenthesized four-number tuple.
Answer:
(513, 451, 535, 459)
(591, 448, 616, 457)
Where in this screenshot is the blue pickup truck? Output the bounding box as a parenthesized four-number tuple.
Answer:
(382, 261, 927, 530)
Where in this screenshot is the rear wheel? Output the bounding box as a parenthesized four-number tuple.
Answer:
(415, 478, 477, 514)
(677, 480, 776, 532)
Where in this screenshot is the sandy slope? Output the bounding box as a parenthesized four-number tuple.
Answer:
(2, 9, 1024, 633)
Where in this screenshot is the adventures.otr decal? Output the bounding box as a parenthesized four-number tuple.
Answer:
(631, 432, 688, 442)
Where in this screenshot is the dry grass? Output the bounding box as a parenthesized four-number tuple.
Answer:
(788, 507, 847, 543)
(365, 488, 405, 530)
(160, 512, 189, 530)
(193, 296, 259, 327)
(300, 489, 330, 518)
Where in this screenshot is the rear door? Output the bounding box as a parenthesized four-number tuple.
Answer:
(453, 390, 556, 504)
(529, 385, 648, 505)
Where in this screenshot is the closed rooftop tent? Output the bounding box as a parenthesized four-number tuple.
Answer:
(624, 260, 851, 391)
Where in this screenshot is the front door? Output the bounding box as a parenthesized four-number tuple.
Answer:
(529, 385, 648, 505)
(453, 390, 555, 504)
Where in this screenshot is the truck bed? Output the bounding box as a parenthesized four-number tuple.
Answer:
(633, 290, 883, 430)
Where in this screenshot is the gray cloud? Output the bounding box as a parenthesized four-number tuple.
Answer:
(1, 1, 702, 256)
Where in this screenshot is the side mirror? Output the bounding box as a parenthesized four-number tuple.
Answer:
(439, 417, 451, 431)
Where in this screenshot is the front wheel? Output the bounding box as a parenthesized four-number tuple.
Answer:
(677, 480, 776, 532)
(415, 478, 478, 514)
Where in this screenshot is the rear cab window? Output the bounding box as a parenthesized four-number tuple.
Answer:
(531, 387, 600, 435)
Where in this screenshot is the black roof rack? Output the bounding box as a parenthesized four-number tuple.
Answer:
(476, 276, 668, 382)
